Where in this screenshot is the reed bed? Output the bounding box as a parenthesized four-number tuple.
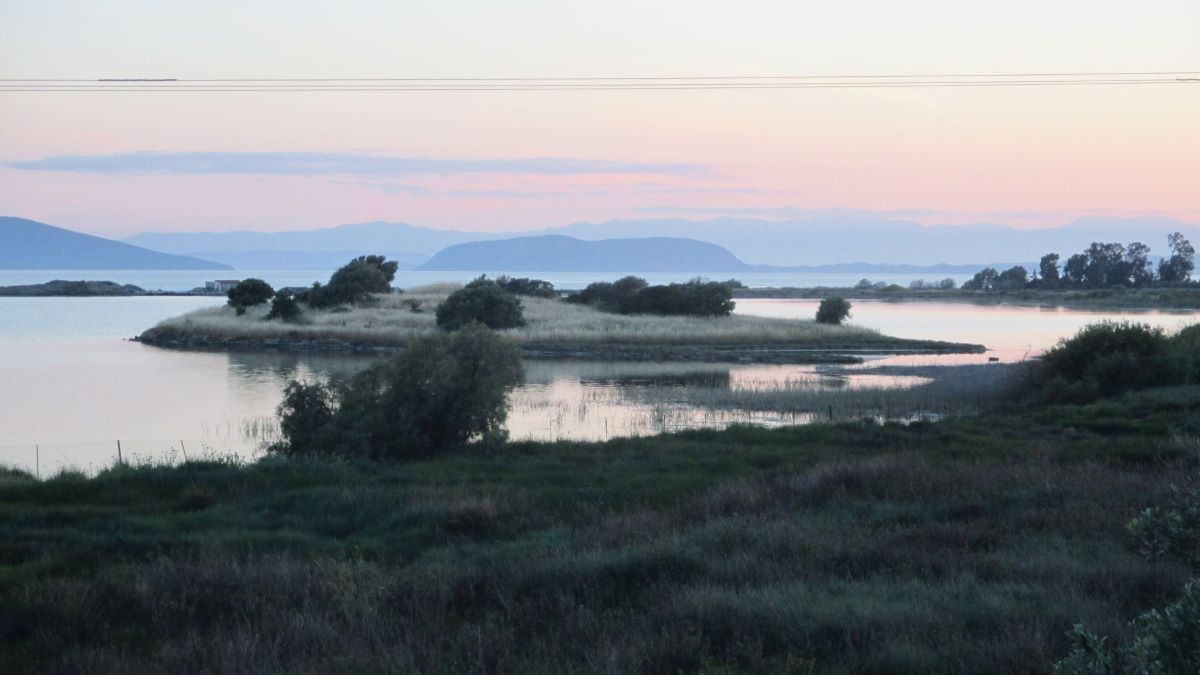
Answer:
(614, 363, 1022, 421)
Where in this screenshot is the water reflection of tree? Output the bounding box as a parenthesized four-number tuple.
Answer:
(226, 351, 378, 384)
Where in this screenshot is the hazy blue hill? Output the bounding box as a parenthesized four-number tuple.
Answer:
(180, 249, 429, 271)
(123, 215, 1199, 269)
(419, 235, 749, 272)
(546, 215, 1200, 266)
(124, 221, 492, 267)
(0, 217, 230, 270)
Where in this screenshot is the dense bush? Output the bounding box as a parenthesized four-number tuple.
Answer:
(495, 275, 556, 298)
(272, 324, 523, 459)
(1053, 475, 1200, 674)
(565, 275, 647, 313)
(1128, 473, 1200, 566)
(566, 276, 734, 317)
(265, 293, 303, 322)
(275, 381, 336, 452)
(306, 255, 399, 308)
(226, 278, 274, 315)
(1054, 585, 1200, 675)
(435, 277, 526, 330)
(1036, 321, 1187, 403)
(815, 297, 851, 325)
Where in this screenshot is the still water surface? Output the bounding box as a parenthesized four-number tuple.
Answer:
(1, 295, 1196, 474)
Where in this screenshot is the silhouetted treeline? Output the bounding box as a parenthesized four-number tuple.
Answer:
(964, 232, 1195, 291)
(565, 276, 735, 316)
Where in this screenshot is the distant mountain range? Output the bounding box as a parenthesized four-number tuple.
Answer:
(123, 215, 1198, 269)
(0, 217, 229, 270)
(419, 235, 748, 272)
(6, 214, 1194, 273)
(123, 221, 472, 270)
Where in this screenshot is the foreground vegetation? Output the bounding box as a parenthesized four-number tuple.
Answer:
(3, 383, 1198, 673)
(139, 283, 978, 361)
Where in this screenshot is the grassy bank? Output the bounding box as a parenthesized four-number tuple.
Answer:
(137, 284, 980, 361)
(735, 285, 1200, 310)
(3, 385, 1198, 673)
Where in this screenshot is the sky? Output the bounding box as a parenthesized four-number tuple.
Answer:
(1, 1, 1198, 237)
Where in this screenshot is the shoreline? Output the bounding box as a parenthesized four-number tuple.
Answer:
(734, 286, 1200, 310)
(134, 329, 983, 364)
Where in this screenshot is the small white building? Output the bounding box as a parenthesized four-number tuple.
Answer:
(205, 279, 241, 292)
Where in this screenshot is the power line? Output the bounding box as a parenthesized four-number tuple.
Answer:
(3, 70, 1200, 82)
(1, 72, 1197, 92)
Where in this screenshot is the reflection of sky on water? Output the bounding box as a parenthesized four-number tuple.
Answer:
(2, 295, 1197, 473)
(736, 298, 1200, 365)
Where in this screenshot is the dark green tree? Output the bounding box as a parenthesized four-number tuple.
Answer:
(1159, 232, 1195, 285)
(436, 277, 526, 330)
(307, 256, 399, 308)
(815, 296, 852, 325)
(226, 278, 275, 315)
(273, 381, 337, 454)
(1063, 253, 1089, 286)
(273, 324, 523, 459)
(1082, 242, 1128, 288)
(995, 266, 1029, 290)
(1125, 242, 1155, 286)
(1039, 253, 1061, 287)
(962, 268, 998, 291)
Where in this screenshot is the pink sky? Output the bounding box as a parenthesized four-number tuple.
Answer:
(1, 1, 1198, 237)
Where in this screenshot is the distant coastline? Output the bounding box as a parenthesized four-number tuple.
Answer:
(0, 279, 225, 297)
(733, 285, 1200, 310)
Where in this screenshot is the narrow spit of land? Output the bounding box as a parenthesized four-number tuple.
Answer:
(0, 280, 226, 297)
(735, 285, 1200, 310)
(135, 284, 982, 363)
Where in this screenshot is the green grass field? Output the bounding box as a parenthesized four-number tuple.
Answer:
(3, 385, 1197, 673)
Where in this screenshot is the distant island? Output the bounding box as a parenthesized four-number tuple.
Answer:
(419, 235, 749, 272)
(0, 216, 230, 270)
(0, 280, 146, 296)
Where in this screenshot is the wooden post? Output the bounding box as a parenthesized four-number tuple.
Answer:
(828, 405, 834, 422)
(117, 440, 123, 466)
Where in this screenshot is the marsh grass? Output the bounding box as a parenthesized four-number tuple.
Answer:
(3, 387, 1199, 673)
(618, 363, 1025, 420)
(143, 284, 973, 352)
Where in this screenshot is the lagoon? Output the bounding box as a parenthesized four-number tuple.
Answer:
(1, 293, 1196, 474)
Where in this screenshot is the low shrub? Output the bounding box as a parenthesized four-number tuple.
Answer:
(1054, 475, 1200, 674)
(495, 276, 556, 298)
(816, 297, 851, 325)
(566, 277, 734, 317)
(436, 277, 526, 330)
(1036, 321, 1188, 403)
(265, 293, 302, 322)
